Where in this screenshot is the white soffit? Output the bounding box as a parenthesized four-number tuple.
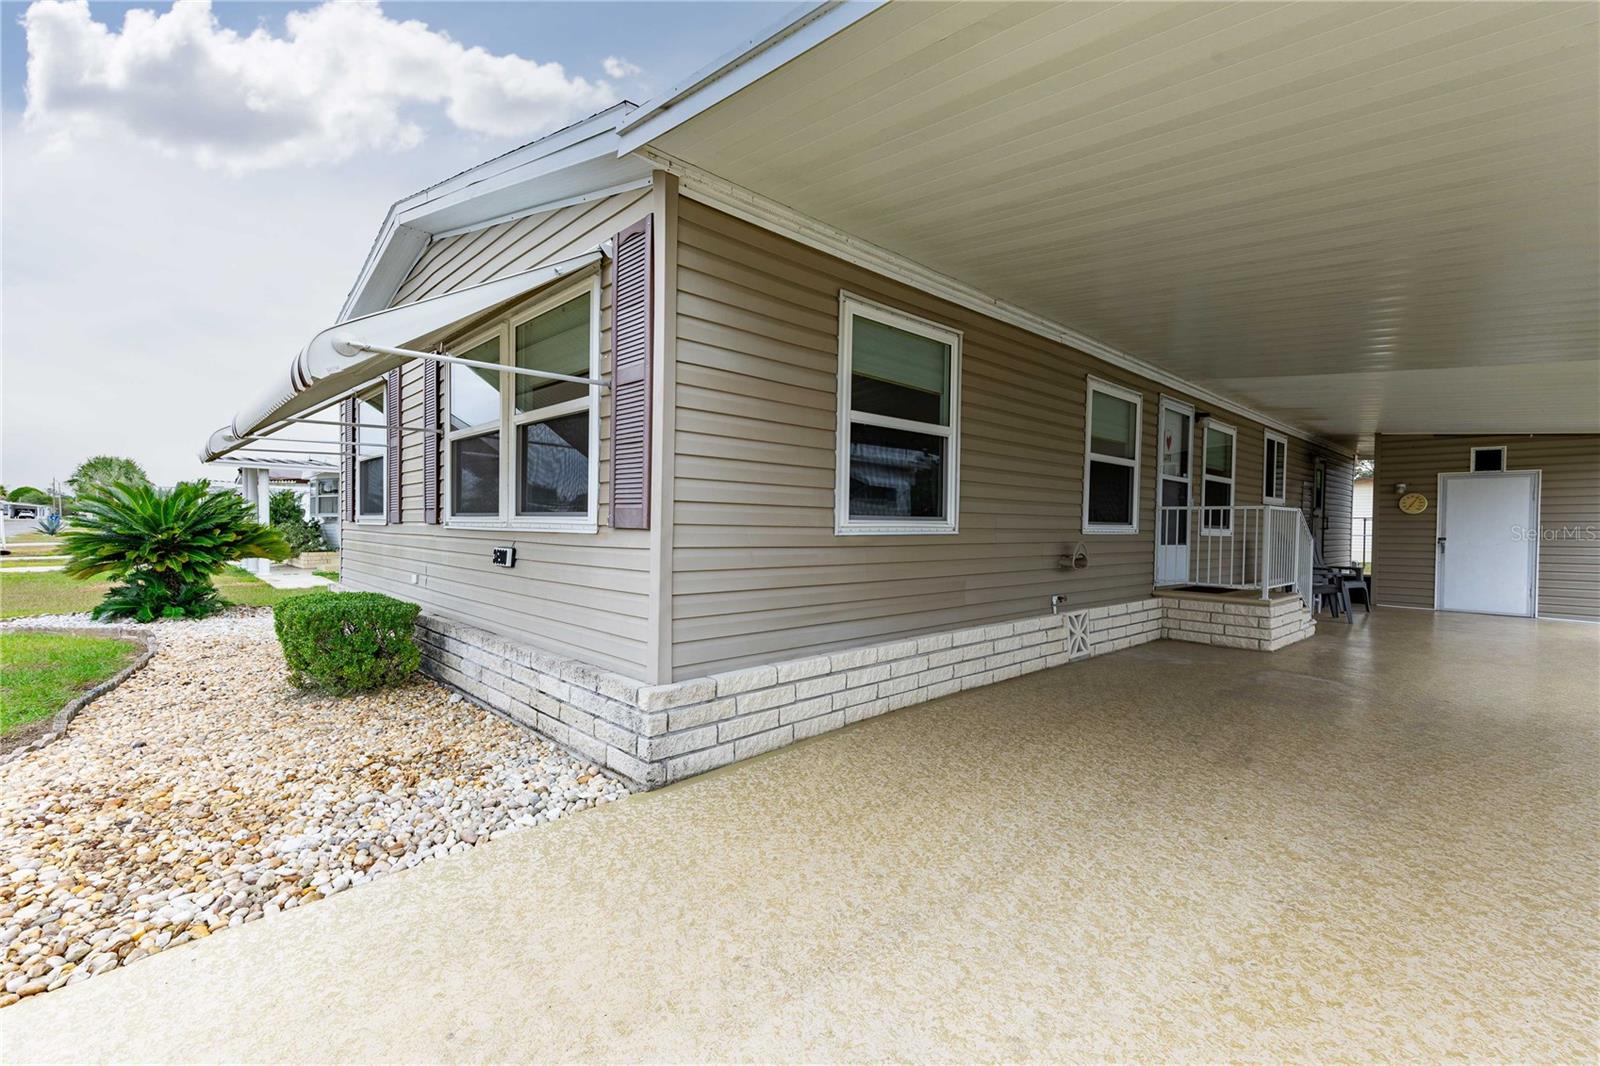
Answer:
(646, 1, 1600, 445)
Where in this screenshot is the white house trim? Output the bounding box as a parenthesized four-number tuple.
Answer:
(1200, 421, 1237, 537)
(1082, 376, 1143, 536)
(1263, 430, 1289, 505)
(834, 291, 962, 536)
(339, 105, 650, 321)
(354, 384, 387, 525)
(1470, 445, 1509, 473)
(442, 275, 603, 534)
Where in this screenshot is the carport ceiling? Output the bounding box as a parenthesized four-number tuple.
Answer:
(649, 1, 1599, 448)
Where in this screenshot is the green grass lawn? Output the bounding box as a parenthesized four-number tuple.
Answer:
(4, 532, 61, 545)
(2, 541, 66, 557)
(0, 630, 141, 737)
(0, 569, 316, 619)
(313, 569, 340, 581)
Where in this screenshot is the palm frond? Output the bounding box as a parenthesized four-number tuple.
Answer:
(61, 479, 292, 621)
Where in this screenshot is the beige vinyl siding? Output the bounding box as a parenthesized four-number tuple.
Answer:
(341, 188, 655, 680)
(392, 187, 651, 305)
(1283, 440, 1355, 567)
(1374, 434, 1600, 620)
(670, 199, 1354, 678)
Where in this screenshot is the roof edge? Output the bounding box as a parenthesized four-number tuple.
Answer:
(615, 1, 884, 154)
(337, 103, 642, 324)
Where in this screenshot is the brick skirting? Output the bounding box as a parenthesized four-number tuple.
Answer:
(1158, 591, 1316, 651)
(417, 593, 1311, 788)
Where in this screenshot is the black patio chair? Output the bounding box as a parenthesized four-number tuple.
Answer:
(1340, 571, 1371, 614)
(1312, 568, 1352, 622)
(1312, 543, 1369, 618)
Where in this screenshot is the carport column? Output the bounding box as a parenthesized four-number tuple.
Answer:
(238, 467, 272, 576)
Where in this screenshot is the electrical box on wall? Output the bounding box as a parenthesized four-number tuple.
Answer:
(491, 546, 516, 568)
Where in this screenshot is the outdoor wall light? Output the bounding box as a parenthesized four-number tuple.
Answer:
(1395, 482, 1408, 494)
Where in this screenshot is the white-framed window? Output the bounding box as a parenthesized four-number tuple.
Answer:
(835, 292, 961, 535)
(355, 385, 386, 522)
(1201, 421, 1236, 534)
(1470, 445, 1507, 473)
(444, 276, 600, 532)
(310, 475, 340, 517)
(1082, 377, 1142, 534)
(1263, 430, 1288, 505)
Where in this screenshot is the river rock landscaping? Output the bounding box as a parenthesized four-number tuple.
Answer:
(0, 609, 629, 1007)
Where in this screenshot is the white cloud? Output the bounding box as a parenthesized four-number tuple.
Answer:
(22, 0, 619, 172)
(0, 113, 495, 489)
(602, 55, 642, 80)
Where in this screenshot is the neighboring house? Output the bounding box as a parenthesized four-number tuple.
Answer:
(0, 499, 51, 520)
(200, 3, 1596, 785)
(1352, 475, 1373, 568)
(207, 459, 343, 573)
(229, 463, 343, 548)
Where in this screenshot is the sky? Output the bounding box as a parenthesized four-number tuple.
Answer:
(0, 0, 790, 491)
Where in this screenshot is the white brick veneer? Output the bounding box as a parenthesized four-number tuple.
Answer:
(1159, 592, 1316, 651)
(418, 593, 1310, 788)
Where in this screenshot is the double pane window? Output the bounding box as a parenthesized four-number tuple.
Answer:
(838, 297, 961, 533)
(1264, 432, 1287, 504)
(1202, 423, 1236, 533)
(448, 335, 502, 516)
(514, 293, 592, 517)
(356, 386, 385, 519)
(1084, 380, 1142, 533)
(444, 280, 598, 529)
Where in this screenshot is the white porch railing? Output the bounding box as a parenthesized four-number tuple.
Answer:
(1351, 516, 1372, 568)
(1155, 505, 1315, 605)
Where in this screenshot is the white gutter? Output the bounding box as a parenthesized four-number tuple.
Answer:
(201, 250, 603, 463)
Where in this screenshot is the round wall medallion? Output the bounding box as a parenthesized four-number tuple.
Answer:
(1398, 492, 1429, 515)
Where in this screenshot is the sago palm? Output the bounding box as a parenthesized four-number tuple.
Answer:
(63, 480, 291, 621)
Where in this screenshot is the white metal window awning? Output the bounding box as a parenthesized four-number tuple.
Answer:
(201, 249, 604, 463)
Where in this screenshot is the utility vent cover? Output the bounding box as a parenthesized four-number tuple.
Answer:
(1065, 610, 1091, 661)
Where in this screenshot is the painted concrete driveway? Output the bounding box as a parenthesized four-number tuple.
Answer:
(4, 610, 1596, 1062)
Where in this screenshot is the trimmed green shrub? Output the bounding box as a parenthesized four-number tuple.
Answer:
(273, 591, 421, 693)
(269, 489, 331, 554)
(95, 571, 226, 622)
(64, 480, 290, 622)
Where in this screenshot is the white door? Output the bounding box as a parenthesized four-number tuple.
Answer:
(1436, 472, 1539, 616)
(1156, 401, 1192, 584)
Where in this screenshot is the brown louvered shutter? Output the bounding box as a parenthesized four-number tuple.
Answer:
(422, 358, 442, 524)
(384, 369, 401, 524)
(340, 396, 356, 522)
(609, 215, 653, 529)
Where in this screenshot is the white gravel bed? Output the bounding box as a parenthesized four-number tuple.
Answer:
(0, 610, 629, 1006)
(0, 611, 134, 630)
